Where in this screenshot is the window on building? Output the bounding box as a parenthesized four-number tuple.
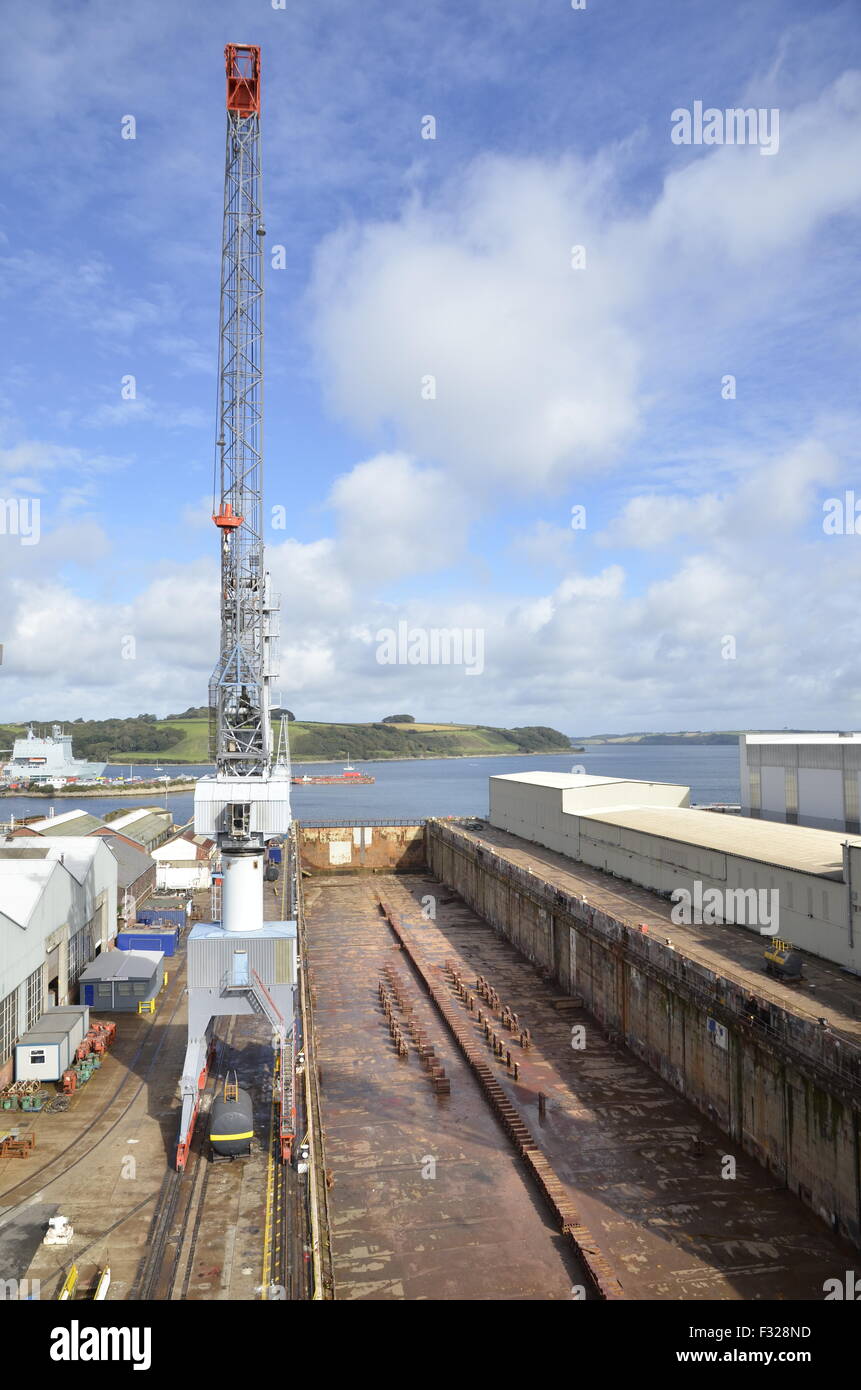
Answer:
(68, 923, 93, 989)
(25, 967, 43, 1031)
(117, 983, 130, 996)
(0, 988, 18, 1064)
(97, 984, 111, 998)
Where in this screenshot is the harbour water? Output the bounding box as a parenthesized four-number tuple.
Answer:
(0, 744, 740, 828)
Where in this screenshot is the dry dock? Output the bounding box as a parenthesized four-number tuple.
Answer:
(300, 820, 860, 1300)
(303, 874, 591, 1300)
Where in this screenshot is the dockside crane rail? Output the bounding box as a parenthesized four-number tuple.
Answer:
(176, 45, 296, 1172)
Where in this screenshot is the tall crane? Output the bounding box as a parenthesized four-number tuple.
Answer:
(176, 45, 296, 1171)
(211, 42, 272, 784)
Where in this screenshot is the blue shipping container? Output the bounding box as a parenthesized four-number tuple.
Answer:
(137, 907, 186, 930)
(117, 928, 179, 957)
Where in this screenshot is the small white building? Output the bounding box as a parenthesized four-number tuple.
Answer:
(0, 837, 117, 1086)
(740, 733, 861, 833)
(151, 829, 216, 892)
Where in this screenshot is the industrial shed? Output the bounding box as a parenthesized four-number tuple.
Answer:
(740, 732, 861, 833)
(489, 771, 690, 853)
(9, 808, 109, 837)
(103, 807, 174, 853)
(0, 837, 117, 1085)
(99, 833, 156, 926)
(77, 949, 165, 1011)
(489, 772, 861, 974)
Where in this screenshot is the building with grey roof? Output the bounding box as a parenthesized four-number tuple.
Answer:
(77, 949, 165, 1011)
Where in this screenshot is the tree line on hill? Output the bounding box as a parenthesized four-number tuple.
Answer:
(1, 713, 571, 765)
(0, 717, 179, 761)
(288, 721, 571, 759)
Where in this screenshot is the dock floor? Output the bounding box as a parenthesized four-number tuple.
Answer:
(304, 874, 588, 1299)
(305, 870, 853, 1300)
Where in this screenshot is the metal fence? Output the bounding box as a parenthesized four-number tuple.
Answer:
(295, 816, 483, 830)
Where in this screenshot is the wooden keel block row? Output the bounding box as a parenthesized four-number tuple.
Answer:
(376, 893, 625, 1303)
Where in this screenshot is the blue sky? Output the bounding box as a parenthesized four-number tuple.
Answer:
(1, 0, 860, 732)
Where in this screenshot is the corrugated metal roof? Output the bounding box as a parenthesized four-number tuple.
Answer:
(78, 949, 164, 981)
(0, 858, 57, 926)
(107, 811, 172, 847)
(109, 807, 170, 828)
(99, 833, 153, 886)
(580, 806, 861, 877)
(27, 809, 107, 835)
(154, 828, 215, 861)
(1, 836, 104, 886)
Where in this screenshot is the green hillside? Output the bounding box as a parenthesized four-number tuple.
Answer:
(1, 718, 572, 764)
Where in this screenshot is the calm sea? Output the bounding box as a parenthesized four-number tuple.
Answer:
(0, 745, 740, 827)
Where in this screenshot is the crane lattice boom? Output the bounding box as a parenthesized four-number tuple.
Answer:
(210, 43, 275, 778)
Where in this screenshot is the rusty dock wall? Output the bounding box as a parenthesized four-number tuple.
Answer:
(299, 822, 426, 874)
(426, 820, 861, 1247)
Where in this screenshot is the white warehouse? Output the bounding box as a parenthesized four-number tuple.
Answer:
(0, 837, 117, 1086)
(740, 732, 861, 833)
(489, 771, 861, 975)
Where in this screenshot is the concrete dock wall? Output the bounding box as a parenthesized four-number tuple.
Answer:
(427, 821, 861, 1247)
(298, 824, 425, 874)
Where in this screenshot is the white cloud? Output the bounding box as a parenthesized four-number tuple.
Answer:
(310, 157, 642, 493)
(327, 452, 468, 583)
(310, 72, 861, 506)
(510, 521, 576, 570)
(84, 399, 208, 430)
(598, 435, 842, 552)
